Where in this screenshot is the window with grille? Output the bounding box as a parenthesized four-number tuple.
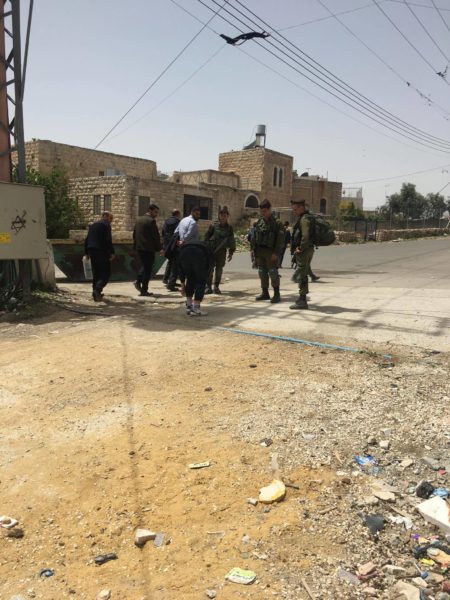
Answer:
(104, 194, 112, 211)
(93, 195, 101, 215)
(278, 168, 283, 188)
(183, 195, 212, 220)
(273, 167, 278, 187)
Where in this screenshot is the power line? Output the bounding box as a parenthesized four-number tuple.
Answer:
(107, 44, 225, 142)
(316, 0, 450, 121)
(430, 0, 450, 35)
(93, 0, 229, 150)
(170, 0, 446, 158)
(372, 0, 450, 85)
(200, 0, 450, 151)
(403, 0, 450, 65)
(390, 0, 450, 12)
(344, 162, 450, 184)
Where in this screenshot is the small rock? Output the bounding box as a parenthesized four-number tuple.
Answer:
(358, 562, 377, 576)
(362, 496, 379, 506)
(373, 490, 396, 502)
(423, 456, 441, 471)
(134, 529, 156, 547)
(437, 593, 450, 600)
(379, 440, 390, 450)
(96, 591, 112, 600)
(205, 591, 216, 599)
(367, 436, 377, 445)
(443, 581, 450, 593)
(204, 387, 213, 392)
(400, 458, 414, 469)
(247, 498, 258, 506)
(362, 588, 377, 597)
(382, 565, 407, 577)
(411, 577, 427, 588)
(392, 581, 421, 599)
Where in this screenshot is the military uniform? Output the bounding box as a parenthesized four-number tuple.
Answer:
(204, 221, 236, 292)
(251, 215, 285, 300)
(291, 212, 315, 308)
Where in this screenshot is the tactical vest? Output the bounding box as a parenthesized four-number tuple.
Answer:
(206, 223, 233, 251)
(254, 217, 279, 249)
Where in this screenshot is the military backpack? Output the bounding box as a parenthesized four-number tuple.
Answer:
(310, 213, 336, 247)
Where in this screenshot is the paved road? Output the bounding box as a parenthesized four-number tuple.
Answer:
(64, 237, 450, 353)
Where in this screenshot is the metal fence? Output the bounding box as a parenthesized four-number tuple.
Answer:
(329, 217, 450, 241)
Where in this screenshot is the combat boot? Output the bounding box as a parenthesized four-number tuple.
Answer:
(213, 285, 222, 295)
(290, 295, 308, 310)
(205, 285, 213, 295)
(255, 288, 270, 301)
(270, 287, 281, 303)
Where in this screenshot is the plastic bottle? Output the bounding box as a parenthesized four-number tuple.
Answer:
(82, 256, 93, 280)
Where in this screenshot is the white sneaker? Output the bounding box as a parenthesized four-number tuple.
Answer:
(190, 306, 208, 316)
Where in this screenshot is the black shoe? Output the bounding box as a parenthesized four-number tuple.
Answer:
(255, 289, 270, 301)
(134, 280, 142, 293)
(162, 279, 168, 285)
(270, 289, 281, 304)
(311, 274, 320, 282)
(166, 285, 178, 292)
(290, 296, 308, 310)
(93, 290, 102, 302)
(139, 291, 154, 297)
(205, 286, 213, 295)
(213, 285, 222, 295)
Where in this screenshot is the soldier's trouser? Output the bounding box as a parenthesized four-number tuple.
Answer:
(295, 246, 314, 296)
(207, 249, 227, 287)
(255, 250, 280, 289)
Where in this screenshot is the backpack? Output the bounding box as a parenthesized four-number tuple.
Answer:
(310, 213, 336, 247)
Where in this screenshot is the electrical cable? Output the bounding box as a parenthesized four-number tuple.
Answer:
(403, 0, 450, 65)
(198, 0, 450, 151)
(225, 0, 450, 145)
(93, 0, 229, 149)
(344, 162, 450, 184)
(22, 0, 33, 98)
(372, 0, 450, 85)
(430, 0, 450, 35)
(390, 0, 450, 12)
(106, 44, 225, 142)
(316, 0, 450, 121)
(169, 0, 447, 157)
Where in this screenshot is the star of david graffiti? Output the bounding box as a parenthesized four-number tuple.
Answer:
(11, 211, 27, 234)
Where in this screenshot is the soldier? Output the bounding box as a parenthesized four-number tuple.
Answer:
(251, 199, 284, 303)
(204, 208, 236, 294)
(290, 199, 315, 310)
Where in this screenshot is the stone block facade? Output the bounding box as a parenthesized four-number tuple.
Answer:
(171, 169, 239, 188)
(292, 176, 342, 216)
(17, 140, 156, 179)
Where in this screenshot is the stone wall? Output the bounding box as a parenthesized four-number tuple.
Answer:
(171, 169, 239, 188)
(16, 140, 157, 179)
(292, 177, 342, 216)
(219, 148, 266, 191)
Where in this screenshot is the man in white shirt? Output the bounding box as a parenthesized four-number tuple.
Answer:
(175, 207, 201, 243)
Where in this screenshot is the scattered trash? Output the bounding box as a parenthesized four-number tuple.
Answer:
(188, 461, 211, 469)
(94, 553, 118, 565)
(39, 569, 54, 578)
(433, 487, 449, 498)
(134, 528, 156, 547)
(205, 590, 217, 599)
(260, 437, 273, 447)
(389, 515, 414, 530)
(154, 533, 165, 547)
(0, 515, 18, 529)
(336, 567, 360, 585)
(259, 479, 286, 503)
(225, 567, 257, 585)
(422, 456, 442, 471)
(416, 480, 435, 499)
(417, 496, 450, 534)
(96, 590, 111, 600)
(354, 455, 381, 475)
(247, 498, 258, 506)
(359, 513, 385, 535)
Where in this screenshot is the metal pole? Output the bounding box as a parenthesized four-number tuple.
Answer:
(0, 0, 11, 182)
(11, 0, 25, 184)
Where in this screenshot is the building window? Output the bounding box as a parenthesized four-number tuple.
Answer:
(273, 167, 278, 187)
(183, 194, 212, 220)
(99, 171, 105, 176)
(93, 195, 101, 215)
(104, 194, 112, 211)
(244, 194, 259, 209)
(138, 196, 150, 216)
(278, 168, 283, 188)
(320, 198, 327, 214)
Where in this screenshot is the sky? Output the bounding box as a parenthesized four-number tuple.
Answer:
(22, 0, 450, 209)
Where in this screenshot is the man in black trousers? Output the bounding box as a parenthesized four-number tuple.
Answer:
(133, 203, 162, 297)
(162, 208, 181, 291)
(84, 211, 115, 302)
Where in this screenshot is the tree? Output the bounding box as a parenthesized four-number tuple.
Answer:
(338, 200, 364, 220)
(15, 166, 85, 238)
(423, 192, 447, 219)
(379, 182, 426, 220)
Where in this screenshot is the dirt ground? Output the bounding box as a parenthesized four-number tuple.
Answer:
(0, 290, 449, 600)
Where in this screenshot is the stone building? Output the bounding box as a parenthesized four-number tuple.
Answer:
(16, 137, 342, 236)
(341, 187, 364, 210)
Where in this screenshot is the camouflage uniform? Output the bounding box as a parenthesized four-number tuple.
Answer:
(292, 212, 315, 297)
(252, 215, 285, 291)
(204, 222, 236, 288)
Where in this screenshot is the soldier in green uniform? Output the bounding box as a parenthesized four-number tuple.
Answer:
(251, 199, 285, 303)
(204, 208, 236, 294)
(290, 199, 315, 310)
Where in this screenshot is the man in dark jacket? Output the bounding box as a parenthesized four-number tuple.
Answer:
(84, 211, 115, 302)
(133, 203, 162, 297)
(204, 208, 236, 294)
(178, 241, 212, 317)
(162, 208, 181, 291)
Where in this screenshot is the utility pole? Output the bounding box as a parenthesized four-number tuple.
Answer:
(0, 0, 30, 299)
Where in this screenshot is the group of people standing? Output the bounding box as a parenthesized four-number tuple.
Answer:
(83, 197, 320, 314)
